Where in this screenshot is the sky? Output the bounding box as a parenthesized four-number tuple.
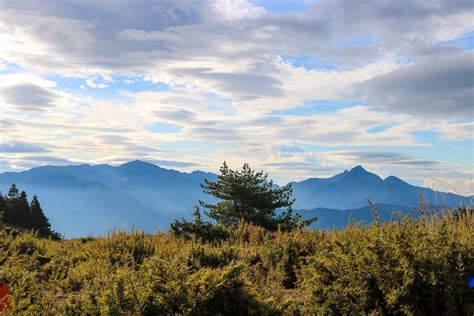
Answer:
(0, 0, 473, 195)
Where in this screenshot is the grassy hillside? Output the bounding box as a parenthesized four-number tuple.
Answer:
(0, 209, 472, 315)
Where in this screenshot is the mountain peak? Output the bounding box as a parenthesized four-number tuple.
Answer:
(349, 165, 368, 173)
(119, 160, 157, 168)
(343, 165, 382, 183)
(384, 175, 406, 184)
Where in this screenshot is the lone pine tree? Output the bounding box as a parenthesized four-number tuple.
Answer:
(172, 162, 316, 238)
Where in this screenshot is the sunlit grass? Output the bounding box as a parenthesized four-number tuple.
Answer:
(0, 208, 472, 314)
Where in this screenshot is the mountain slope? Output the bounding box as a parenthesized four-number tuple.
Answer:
(0, 162, 470, 236)
(0, 172, 163, 237)
(301, 204, 417, 230)
(0, 161, 217, 237)
(292, 166, 471, 210)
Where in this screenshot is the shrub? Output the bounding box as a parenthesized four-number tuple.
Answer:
(0, 208, 472, 314)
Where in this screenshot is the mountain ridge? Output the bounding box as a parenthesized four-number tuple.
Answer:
(0, 161, 471, 236)
(291, 165, 471, 210)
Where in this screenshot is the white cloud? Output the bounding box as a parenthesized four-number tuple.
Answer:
(211, 0, 266, 20)
(85, 77, 108, 89)
(437, 121, 474, 141)
(0, 73, 77, 113)
(0, 0, 472, 194)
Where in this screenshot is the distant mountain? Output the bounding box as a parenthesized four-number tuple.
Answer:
(301, 204, 418, 230)
(291, 166, 471, 210)
(0, 160, 217, 237)
(0, 162, 471, 237)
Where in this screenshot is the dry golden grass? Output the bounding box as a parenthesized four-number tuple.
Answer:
(0, 208, 472, 315)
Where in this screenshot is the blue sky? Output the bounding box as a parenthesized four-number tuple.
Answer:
(0, 0, 472, 194)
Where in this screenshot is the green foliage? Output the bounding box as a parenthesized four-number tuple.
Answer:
(0, 195, 5, 223)
(0, 209, 472, 314)
(177, 162, 316, 236)
(0, 184, 59, 239)
(170, 207, 229, 243)
(4, 185, 30, 227)
(203, 162, 307, 231)
(29, 196, 53, 238)
(297, 210, 474, 315)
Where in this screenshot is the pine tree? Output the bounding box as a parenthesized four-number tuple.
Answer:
(5, 184, 23, 225)
(2, 184, 59, 239)
(30, 195, 52, 237)
(7, 183, 19, 199)
(17, 191, 32, 227)
(199, 162, 316, 231)
(4, 183, 19, 223)
(170, 207, 229, 242)
(0, 194, 6, 224)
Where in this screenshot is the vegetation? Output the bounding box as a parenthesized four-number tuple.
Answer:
(0, 208, 472, 315)
(0, 170, 472, 314)
(171, 162, 316, 240)
(0, 184, 59, 240)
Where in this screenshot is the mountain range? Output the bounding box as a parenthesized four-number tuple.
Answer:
(0, 160, 471, 237)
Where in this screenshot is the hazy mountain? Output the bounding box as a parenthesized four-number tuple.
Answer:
(291, 166, 471, 210)
(0, 160, 217, 237)
(301, 204, 418, 230)
(0, 161, 470, 237)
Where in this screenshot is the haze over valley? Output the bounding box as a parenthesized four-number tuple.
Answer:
(1, 160, 470, 236)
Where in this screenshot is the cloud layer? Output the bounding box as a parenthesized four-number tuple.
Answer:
(0, 0, 472, 194)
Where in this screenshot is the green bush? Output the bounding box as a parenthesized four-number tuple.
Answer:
(297, 212, 474, 315)
(0, 209, 472, 315)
